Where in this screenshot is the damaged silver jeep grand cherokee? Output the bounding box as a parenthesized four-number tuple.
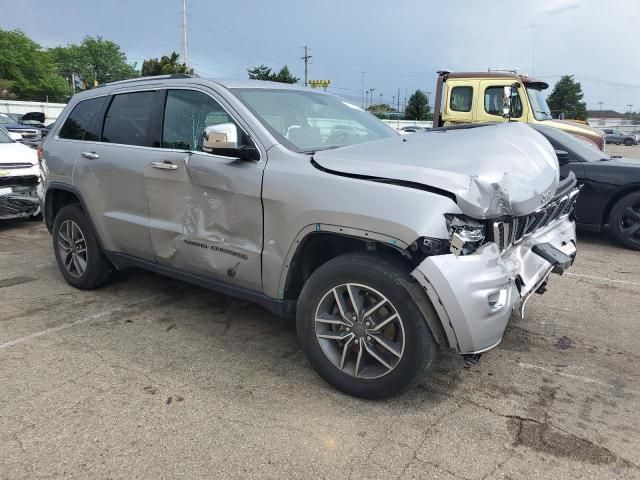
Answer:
(40, 76, 578, 398)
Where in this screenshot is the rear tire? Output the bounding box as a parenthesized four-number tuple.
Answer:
(296, 253, 438, 399)
(52, 204, 115, 289)
(609, 192, 640, 250)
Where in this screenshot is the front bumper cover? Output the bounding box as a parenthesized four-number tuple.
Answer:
(0, 186, 40, 220)
(411, 216, 576, 354)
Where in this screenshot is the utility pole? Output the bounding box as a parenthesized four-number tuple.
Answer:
(379, 93, 383, 106)
(301, 46, 312, 87)
(369, 88, 375, 109)
(397, 88, 401, 128)
(598, 101, 603, 112)
(628, 104, 634, 123)
(361, 72, 366, 109)
(182, 0, 189, 70)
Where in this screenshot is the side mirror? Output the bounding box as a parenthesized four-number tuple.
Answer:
(555, 149, 570, 164)
(502, 86, 512, 118)
(201, 123, 259, 160)
(8, 131, 22, 141)
(203, 123, 239, 151)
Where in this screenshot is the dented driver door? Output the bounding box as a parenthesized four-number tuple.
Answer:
(145, 88, 265, 292)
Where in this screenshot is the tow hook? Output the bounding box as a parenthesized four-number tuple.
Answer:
(462, 353, 482, 366)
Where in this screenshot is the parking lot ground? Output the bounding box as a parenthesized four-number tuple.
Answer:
(1, 218, 639, 479)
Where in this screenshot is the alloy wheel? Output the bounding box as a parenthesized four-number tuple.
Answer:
(620, 203, 640, 243)
(57, 220, 88, 278)
(314, 283, 405, 379)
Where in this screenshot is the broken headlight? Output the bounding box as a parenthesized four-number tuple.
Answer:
(445, 214, 486, 256)
(409, 237, 450, 258)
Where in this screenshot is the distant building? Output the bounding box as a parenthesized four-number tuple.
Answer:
(587, 110, 636, 127)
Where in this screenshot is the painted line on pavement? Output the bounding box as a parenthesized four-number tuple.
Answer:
(565, 272, 640, 287)
(0, 295, 159, 350)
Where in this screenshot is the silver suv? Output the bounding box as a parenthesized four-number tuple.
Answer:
(40, 75, 578, 398)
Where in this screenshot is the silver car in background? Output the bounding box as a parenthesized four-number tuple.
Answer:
(603, 128, 638, 146)
(39, 75, 578, 398)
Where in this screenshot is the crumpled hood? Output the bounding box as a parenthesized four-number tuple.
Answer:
(0, 142, 38, 166)
(313, 123, 559, 219)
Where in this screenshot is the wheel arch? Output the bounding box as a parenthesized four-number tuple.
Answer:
(44, 183, 105, 250)
(281, 228, 450, 347)
(601, 184, 640, 227)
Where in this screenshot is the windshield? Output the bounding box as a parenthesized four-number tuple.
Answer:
(0, 128, 12, 143)
(0, 114, 15, 125)
(230, 88, 397, 153)
(526, 87, 552, 120)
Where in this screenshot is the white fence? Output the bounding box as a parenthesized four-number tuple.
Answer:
(0, 100, 66, 123)
(382, 120, 433, 130)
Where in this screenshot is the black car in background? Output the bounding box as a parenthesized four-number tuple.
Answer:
(532, 124, 640, 250)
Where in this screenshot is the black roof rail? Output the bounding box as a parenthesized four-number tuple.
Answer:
(102, 73, 199, 87)
(169, 73, 199, 79)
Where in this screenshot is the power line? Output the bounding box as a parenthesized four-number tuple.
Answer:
(189, 2, 296, 66)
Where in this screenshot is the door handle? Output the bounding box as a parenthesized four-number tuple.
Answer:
(151, 161, 178, 170)
(81, 151, 99, 160)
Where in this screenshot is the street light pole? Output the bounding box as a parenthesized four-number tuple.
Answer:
(182, 0, 189, 70)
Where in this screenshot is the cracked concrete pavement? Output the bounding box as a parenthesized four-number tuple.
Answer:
(1, 213, 640, 479)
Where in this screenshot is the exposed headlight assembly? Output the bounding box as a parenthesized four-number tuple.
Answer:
(445, 214, 486, 256)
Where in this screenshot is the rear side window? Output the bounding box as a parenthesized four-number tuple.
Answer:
(450, 86, 473, 112)
(59, 97, 106, 140)
(102, 91, 155, 146)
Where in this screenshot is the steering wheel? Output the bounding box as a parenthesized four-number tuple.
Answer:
(324, 129, 351, 147)
(285, 125, 302, 140)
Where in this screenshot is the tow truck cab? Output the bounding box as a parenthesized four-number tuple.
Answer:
(432, 70, 605, 151)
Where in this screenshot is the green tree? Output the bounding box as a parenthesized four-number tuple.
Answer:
(271, 65, 299, 84)
(0, 29, 70, 101)
(247, 64, 273, 81)
(247, 64, 299, 83)
(546, 75, 587, 120)
(50, 36, 138, 88)
(141, 52, 192, 76)
(404, 89, 431, 121)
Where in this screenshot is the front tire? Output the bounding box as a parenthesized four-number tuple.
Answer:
(296, 253, 437, 399)
(609, 192, 640, 250)
(52, 204, 115, 289)
(624, 138, 633, 146)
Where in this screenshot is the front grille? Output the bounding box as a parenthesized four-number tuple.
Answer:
(490, 187, 579, 252)
(0, 175, 40, 188)
(8, 129, 40, 139)
(0, 194, 38, 215)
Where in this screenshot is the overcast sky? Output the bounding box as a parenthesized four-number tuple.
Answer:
(2, 0, 639, 112)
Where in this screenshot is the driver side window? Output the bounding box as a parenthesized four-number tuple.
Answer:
(162, 89, 249, 151)
(484, 86, 522, 118)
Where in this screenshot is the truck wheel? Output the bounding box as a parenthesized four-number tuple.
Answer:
(296, 253, 437, 399)
(624, 138, 633, 146)
(609, 192, 640, 250)
(52, 204, 115, 289)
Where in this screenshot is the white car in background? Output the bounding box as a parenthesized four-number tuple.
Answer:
(0, 126, 41, 220)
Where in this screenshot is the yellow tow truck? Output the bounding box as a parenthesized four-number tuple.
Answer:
(432, 70, 604, 150)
